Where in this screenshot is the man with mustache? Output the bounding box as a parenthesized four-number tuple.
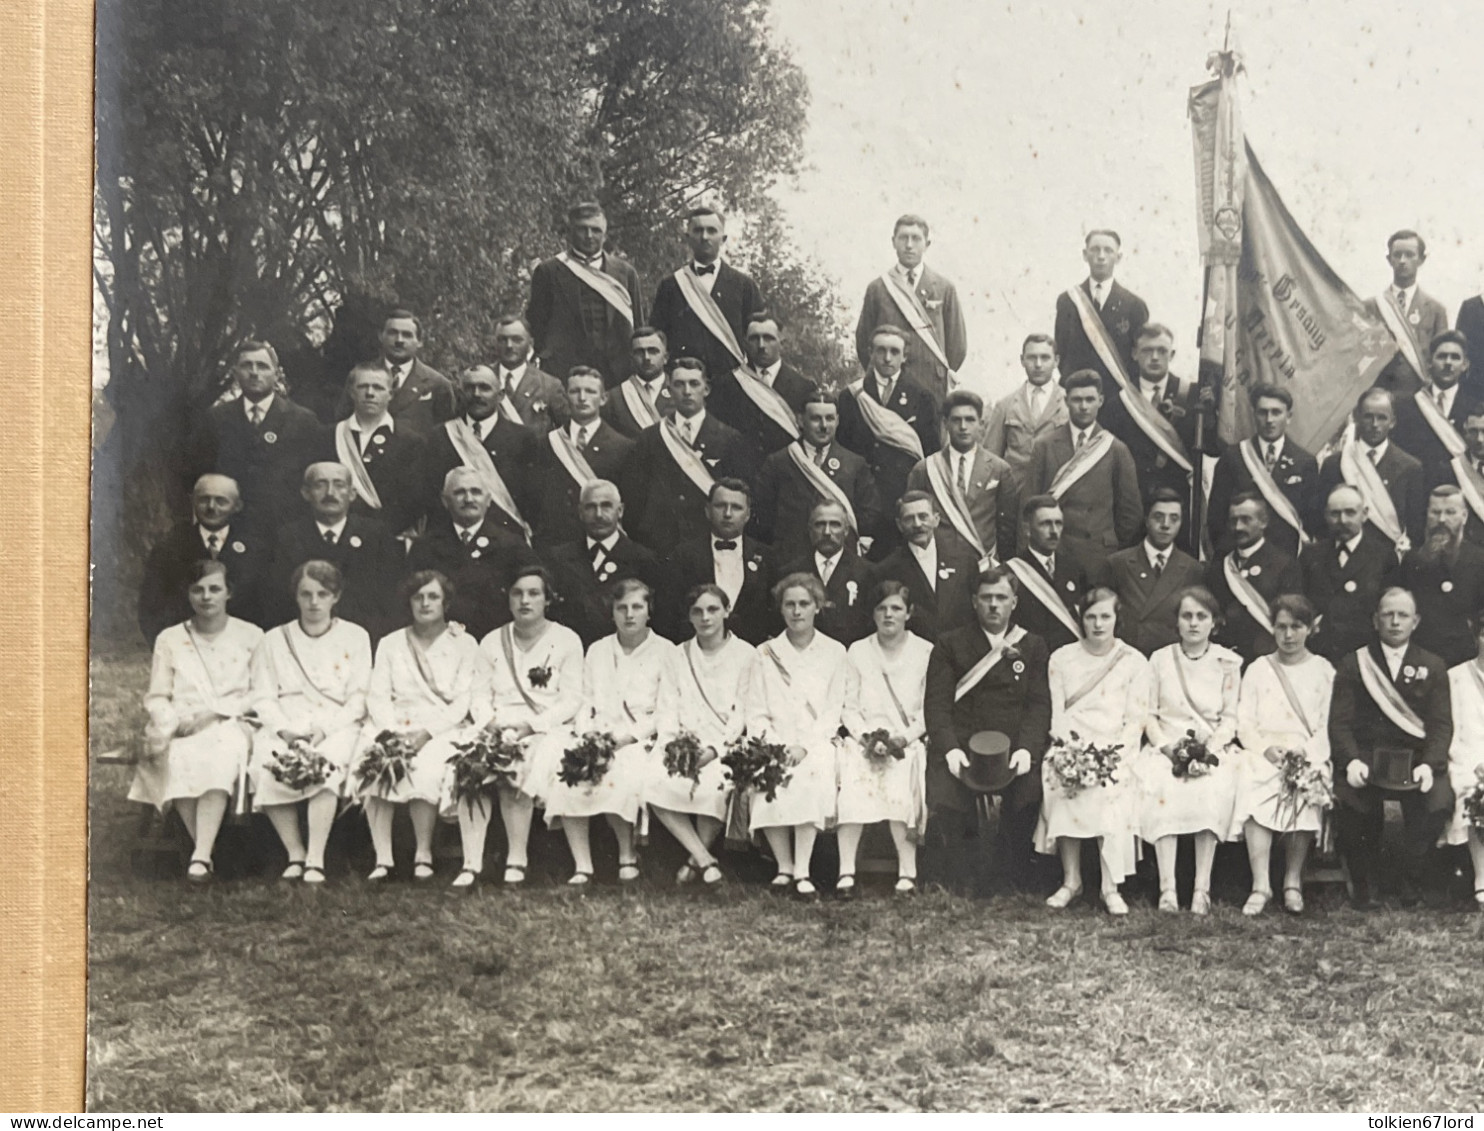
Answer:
(1393, 485, 1484, 666)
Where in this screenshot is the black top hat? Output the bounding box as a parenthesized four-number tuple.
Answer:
(1372, 747, 1419, 791)
(961, 730, 1016, 794)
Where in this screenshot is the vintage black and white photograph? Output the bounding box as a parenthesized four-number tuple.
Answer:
(88, 0, 1484, 1113)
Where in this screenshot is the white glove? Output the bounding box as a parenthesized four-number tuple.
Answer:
(1413, 764, 1434, 793)
(946, 748, 969, 777)
(1009, 748, 1032, 776)
(1345, 759, 1370, 790)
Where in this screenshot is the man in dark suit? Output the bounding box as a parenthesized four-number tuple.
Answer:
(837, 324, 941, 558)
(1099, 488, 1204, 656)
(488, 315, 568, 435)
(1329, 586, 1454, 908)
(334, 309, 457, 436)
(542, 479, 667, 647)
(1007, 495, 1088, 653)
(923, 565, 1053, 894)
(1369, 231, 1451, 396)
(138, 474, 272, 641)
(526, 202, 646, 388)
(1315, 387, 1428, 550)
(620, 357, 749, 553)
(1392, 331, 1480, 487)
(706, 311, 816, 467)
(648, 206, 765, 382)
(417, 364, 540, 537)
(1435, 403, 1484, 546)
(780, 501, 878, 645)
(1053, 229, 1149, 389)
(874, 491, 977, 643)
(268, 462, 401, 639)
(602, 326, 677, 439)
(906, 390, 1019, 563)
(1207, 492, 1304, 664)
(1455, 298, 1484, 403)
(1301, 485, 1397, 662)
(332, 363, 424, 535)
(853, 214, 968, 405)
(405, 467, 540, 641)
(751, 389, 882, 564)
(1393, 486, 1484, 668)
(1206, 383, 1319, 556)
(668, 478, 778, 645)
(531, 367, 635, 549)
(186, 339, 326, 529)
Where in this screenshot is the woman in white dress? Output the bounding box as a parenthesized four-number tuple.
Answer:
(130, 560, 264, 882)
(1444, 616, 1484, 911)
(746, 572, 848, 898)
(352, 570, 481, 882)
(542, 577, 675, 886)
(647, 584, 755, 887)
(1137, 586, 1242, 914)
(250, 560, 372, 884)
(1038, 587, 1149, 916)
(1233, 594, 1335, 916)
(837, 581, 933, 897)
(439, 565, 584, 888)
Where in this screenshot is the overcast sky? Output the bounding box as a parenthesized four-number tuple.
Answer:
(764, 0, 1484, 401)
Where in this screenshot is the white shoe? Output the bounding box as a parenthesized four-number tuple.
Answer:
(1102, 891, 1129, 916)
(1045, 884, 1082, 909)
(451, 869, 478, 889)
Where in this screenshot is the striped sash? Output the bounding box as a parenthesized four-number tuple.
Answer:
(334, 421, 384, 511)
(731, 365, 800, 439)
(1338, 438, 1406, 549)
(846, 378, 925, 459)
(880, 271, 953, 375)
(1047, 429, 1114, 500)
(1237, 440, 1310, 546)
(659, 418, 715, 496)
(1356, 648, 1426, 739)
(1005, 557, 1082, 640)
(674, 267, 747, 366)
(953, 625, 1027, 702)
(619, 377, 662, 430)
(547, 428, 599, 490)
(556, 252, 635, 325)
(444, 419, 532, 542)
(785, 442, 858, 531)
(923, 448, 989, 560)
(1222, 554, 1275, 636)
(1374, 294, 1426, 382)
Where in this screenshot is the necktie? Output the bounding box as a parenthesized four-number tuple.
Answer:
(1153, 551, 1165, 577)
(1044, 555, 1055, 577)
(1093, 283, 1105, 309)
(575, 424, 589, 449)
(505, 374, 519, 399)
(1436, 387, 1448, 413)
(906, 268, 918, 288)
(878, 379, 893, 405)
(955, 451, 969, 495)
(1264, 442, 1277, 471)
(460, 528, 473, 546)
(680, 417, 694, 444)
(205, 533, 220, 558)
(813, 444, 826, 467)
(1338, 544, 1350, 569)
(693, 263, 715, 276)
(248, 404, 263, 428)
(1030, 387, 1045, 418)
(590, 541, 607, 574)
(1395, 289, 1407, 314)
(820, 556, 835, 585)
(323, 529, 337, 545)
(1368, 447, 1380, 465)
(1075, 430, 1087, 451)
(714, 539, 738, 552)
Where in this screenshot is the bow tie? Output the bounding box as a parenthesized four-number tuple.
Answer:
(692, 263, 716, 276)
(714, 539, 738, 551)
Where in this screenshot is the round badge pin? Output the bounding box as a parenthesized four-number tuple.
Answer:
(348, 535, 362, 548)
(231, 541, 245, 554)
(1442, 580, 1454, 593)
(263, 431, 278, 444)
(1344, 580, 1357, 593)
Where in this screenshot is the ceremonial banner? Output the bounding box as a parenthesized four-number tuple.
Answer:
(785, 443, 858, 531)
(954, 625, 1027, 702)
(846, 378, 925, 459)
(333, 420, 384, 511)
(923, 449, 990, 561)
(443, 419, 533, 542)
(880, 271, 955, 378)
(673, 267, 747, 366)
(556, 251, 635, 325)
(732, 364, 800, 440)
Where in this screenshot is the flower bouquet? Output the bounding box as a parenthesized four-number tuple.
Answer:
(353, 730, 418, 798)
(860, 727, 908, 771)
(268, 739, 336, 793)
(1045, 730, 1122, 799)
(662, 730, 711, 794)
(558, 730, 619, 788)
(447, 725, 526, 816)
(1462, 764, 1484, 831)
(1264, 747, 1334, 831)
(722, 734, 794, 802)
(1164, 729, 1220, 779)
(528, 663, 553, 689)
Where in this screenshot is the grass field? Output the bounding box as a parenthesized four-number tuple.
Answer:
(87, 651, 1484, 1112)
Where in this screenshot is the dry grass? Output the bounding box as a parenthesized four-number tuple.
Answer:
(87, 652, 1484, 1112)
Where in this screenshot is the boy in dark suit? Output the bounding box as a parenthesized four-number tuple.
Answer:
(1099, 488, 1204, 656)
(1052, 229, 1149, 388)
(1206, 383, 1318, 556)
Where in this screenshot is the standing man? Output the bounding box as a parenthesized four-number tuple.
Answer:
(332, 363, 425, 536)
(875, 491, 978, 643)
(1053, 229, 1149, 390)
(1392, 331, 1482, 487)
(488, 315, 568, 434)
(854, 214, 967, 405)
(335, 309, 456, 436)
(1206, 383, 1319, 557)
(1369, 230, 1450, 396)
(706, 312, 816, 467)
(981, 333, 1067, 486)
(620, 357, 749, 553)
(780, 501, 879, 645)
(1435, 404, 1484, 545)
(837, 324, 941, 557)
(603, 327, 676, 439)
(649, 206, 765, 384)
(1006, 495, 1088, 654)
(1206, 493, 1304, 665)
(907, 390, 1019, 565)
(1454, 293, 1484, 402)
(1300, 485, 1397, 662)
(1100, 489, 1204, 656)
(1393, 486, 1484, 668)
(526, 201, 646, 388)
(1329, 586, 1454, 909)
(531, 367, 635, 549)
(668, 478, 778, 645)
(1316, 387, 1427, 553)
(751, 389, 881, 564)
(1025, 370, 1143, 573)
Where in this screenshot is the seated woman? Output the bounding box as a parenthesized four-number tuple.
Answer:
(1037, 587, 1149, 915)
(1134, 586, 1242, 914)
(837, 581, 933, 897)
(438, 565, 584, 889)
(250, 560, 373, 884)
(1233, 594, 1335, 916)
(351, 570, 481, 882)
(1445, 616, 1484, 912)
(538, 578, 674, 886)
(746, 572, 847, 898)
(647, 584, 757, 887)
(130, 560, 264, 882)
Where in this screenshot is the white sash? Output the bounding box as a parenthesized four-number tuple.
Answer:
(1449, 455, 1484, 525)
(1356, 648, 1426, 739)
(1222, 554, 1275, 636)
(619, 377, 662, 430)
(953, 624, 1027, 702)
(443, 419, 532, 542)
(785, 443, 858, 531)
(659, 418, 715, 496)
(880, 271, 954, 376)
(1237, 440, 1310, 545)
(846, 378, 925, 459)
(1338, 438, 1406, 550)
(547, 428, 598, 489)
(556, 251, 635, 325)
(1375, 294, 1427, 382)
(499, 391, 524, 426)
(179, 624, 239, 720)
(1005, 557, 1083, 641)
(673, 267, 746, 366)
(1413, 389, 1468, 458)
(923, 448, 990, 560)
(333, 420, 384, 511)
(1047, 429, 1114, 500)
(732, 365, 800, 440)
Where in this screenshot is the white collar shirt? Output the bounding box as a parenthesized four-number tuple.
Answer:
(815, 549, 843, 585)
(1342, 532, 1364, 555)
(454, 521, 484, 545)
(352, 413, 394, 453)
(466, 414, 497, 443)
(1365, 439, 1390, 464)
(384, 360, 410, 391)
(1257, 435, 1285, 465)
(1087, 277, 1113, 306)
(315, 517, 349, 543)
(754, 360, 781, 387)
(498, 362, 528, 394)
(1144, 541, 1171, 570)
(1381, 641, 1408, 681)
(243, 393, 275, 422)
(1392, 283, 1417, 313)
(199, 524, 230, 552)
(675, 409, 706, 443)
(1429, 383, 1458, 416)
(711, 536, 744, 605)
(1236, 538, 1266, 565)
(1031, 548, 1056, 576)
(690, 260, 721, 294)
(909, 538, 939, 591)
(569, 418, 598, 446)
(1140, 375, 1167, 403)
